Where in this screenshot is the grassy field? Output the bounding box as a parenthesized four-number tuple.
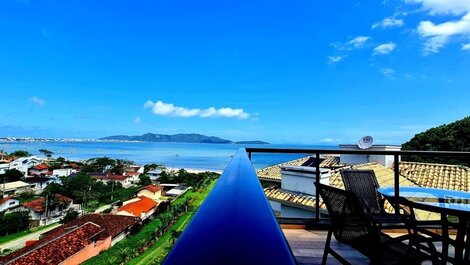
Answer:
(128, 178, 218, 265)
(128, 212, 194, 265)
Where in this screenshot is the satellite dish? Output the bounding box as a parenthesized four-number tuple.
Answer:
(358, 136, 373, 149)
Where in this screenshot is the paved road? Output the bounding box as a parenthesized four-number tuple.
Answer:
(0, 223, 60, 252)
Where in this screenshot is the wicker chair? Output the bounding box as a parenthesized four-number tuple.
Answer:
(315, 182, 434, 265)
(340, 169, 408, 227)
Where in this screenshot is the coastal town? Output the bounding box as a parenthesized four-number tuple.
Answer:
(0, 149, 219, 264)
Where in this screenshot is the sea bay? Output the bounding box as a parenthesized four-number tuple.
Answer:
(0, 141, 337, 171)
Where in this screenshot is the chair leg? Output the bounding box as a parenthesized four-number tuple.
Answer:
(321, 230, 332, 265)
(322, 229, 352, 265)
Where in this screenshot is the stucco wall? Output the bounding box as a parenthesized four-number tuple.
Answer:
(61, 237, 112, 265)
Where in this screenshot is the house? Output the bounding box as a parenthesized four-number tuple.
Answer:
(89, 173, 133, 188)
(25, 176, 58, 193)
(28, 164, 51, 177)
(52, 168, 75, 177)
(8, 156, 43, 176)
(0, 196, 20, 212)
(147, 169, 162, 180)
(0, 214, 139, 265)
(124, 165, 144, 183)
(0, 181, 31, 196)
(116, 196, 158, 220)
(137, 184, 163, 201)
(0, 163, 9, 174)
(10, 194, 73, 226)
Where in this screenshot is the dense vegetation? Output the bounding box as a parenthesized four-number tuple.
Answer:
(42, 173, 138, 212)
(0, 211, 30, 236)
(402, 116, 470, 166)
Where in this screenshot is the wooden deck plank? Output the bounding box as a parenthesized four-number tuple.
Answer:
(282, 229, 456, 265)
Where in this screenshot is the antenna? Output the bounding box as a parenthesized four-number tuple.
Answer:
(358, 136, 373, 149)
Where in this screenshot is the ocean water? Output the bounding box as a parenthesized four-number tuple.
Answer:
(0, 141, 338, 171)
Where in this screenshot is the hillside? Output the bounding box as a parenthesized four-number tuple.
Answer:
(402, 116, 470, 166)
(100, 133, 269, 144)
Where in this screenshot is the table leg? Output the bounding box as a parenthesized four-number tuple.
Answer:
(441, 214, 449, 264)
(454, 218, 467, 264)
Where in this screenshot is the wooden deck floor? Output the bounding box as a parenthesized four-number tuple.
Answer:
(282, 229, 369, 265)
(282, 229, 454, 265)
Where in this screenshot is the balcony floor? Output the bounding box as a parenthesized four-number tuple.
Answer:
(282, 228, 454, 265)
(282, 229, 368, 265)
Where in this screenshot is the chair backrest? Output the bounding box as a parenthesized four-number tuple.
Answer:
(340, 169, 382, 214)
(315, 182, 372, 244)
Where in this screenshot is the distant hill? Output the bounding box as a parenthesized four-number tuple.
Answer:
(234, 140, 269, 144)
(402, 116, 470, 166)
(100, 133, 269, 145)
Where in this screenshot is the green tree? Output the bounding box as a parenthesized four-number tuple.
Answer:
(60, 209, 79, 224)
(138, 174, 152, 186)
(0, 169, 24, 183)
(402, 116, 470, 166)
(38, 149, 53, 158)
(9, 150, 30, 157)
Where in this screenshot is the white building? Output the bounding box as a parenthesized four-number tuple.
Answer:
(1, 181, 32, 196)
(8, 156, 43, 176)
(52, 168, 76, 177)
(0, 196, 20, 212)
(339, 144, 401, 167)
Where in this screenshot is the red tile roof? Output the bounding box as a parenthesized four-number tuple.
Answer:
(33, 164, 49, 170)
(40, 214, 139, 241)
(0, 196, 17, 205)
(141, 184, 162, 193)
(22, 194, 72, 213)
(0, 222, 104, 265)
(118, 196, 158, 217)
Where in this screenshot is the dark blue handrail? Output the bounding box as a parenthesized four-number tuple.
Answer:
(163, 148, 296, 265)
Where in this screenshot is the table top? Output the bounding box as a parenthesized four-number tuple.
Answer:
(378, 186, 470, 213)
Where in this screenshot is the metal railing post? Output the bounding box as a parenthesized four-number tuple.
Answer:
(315, 152, 320, 221)
(393, 154, 400, 214)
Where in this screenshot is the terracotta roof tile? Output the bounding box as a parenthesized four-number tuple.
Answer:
(140, 184, 162, 193)
(117, 196, 158, 217)
(33, 164, 49, 170)
(40, 214, 139, 241)
(0, 196, 16, 205)
(22, 194, 72, 213)
(399, 161, 470, 191)
(0, 222, 104, 265)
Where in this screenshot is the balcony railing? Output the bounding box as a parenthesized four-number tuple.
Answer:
(246, 147, 470, 224)
(164, 147, 470, 264)
(163, 148, 296, 265)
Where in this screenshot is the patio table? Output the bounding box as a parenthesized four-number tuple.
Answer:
(378, 186, 470, 264)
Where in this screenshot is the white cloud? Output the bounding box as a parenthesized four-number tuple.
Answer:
(463, 42, 470, 50)
(417, 13, 470, 54)
(29, 96, 45, 106)
(373, 42, 397, 55)
(380, 68, 395, 78)
(372, 18, 404, 29)
(320, 138, 341, 143)
(405, 0, 470, 16)
(404, 1, 470, 54)
(328, 56, 343, 63)
(348, 36, 370, 48)
(144, 100, 250, 119)
(134, 117, 142, 124)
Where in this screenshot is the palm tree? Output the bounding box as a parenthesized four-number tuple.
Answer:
(118, 247, 130, 264)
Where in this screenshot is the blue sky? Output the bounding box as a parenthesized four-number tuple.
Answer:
(1, 0, 469, 144)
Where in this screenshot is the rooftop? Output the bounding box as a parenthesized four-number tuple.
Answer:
(22, 194, 72, 213)
(117, 196, 158, 217)
(0, 222, 103, 265)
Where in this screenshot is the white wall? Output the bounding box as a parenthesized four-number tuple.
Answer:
(0, 199, 20, 212)
(339, 145, 401, 167)
(281, 205, 315, 218)
(281, 166, 330, 196)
